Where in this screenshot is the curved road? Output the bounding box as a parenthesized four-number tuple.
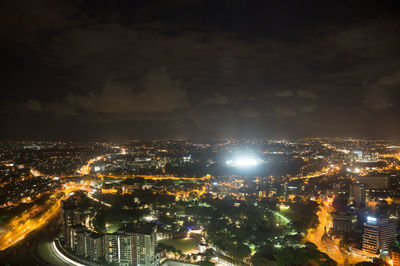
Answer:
(0, 212, 69, 266)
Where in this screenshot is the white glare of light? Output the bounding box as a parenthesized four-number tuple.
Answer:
(226, 157, 260, 167)
(367, 216, 377, 224)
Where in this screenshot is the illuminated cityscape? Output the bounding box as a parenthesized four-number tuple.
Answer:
(0, 139, 399, 265)
(2, 1, 400, 266)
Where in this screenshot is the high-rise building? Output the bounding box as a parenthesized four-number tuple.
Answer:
(332, 212, 352, 235)
(104, 233, 134, 265)
(132, 224, 158, 266)
(66, 224, 103, 261)
(104, 224, 159, 265)
(61, 198, 83, 249)
(362, 216, 397, 254)
(74, 229, 88, 258)
(85, 232, 103, 261)
(362, 216, 379, 254)
(61, 198, 79, 225)
(74, 230, 103, 261)
(380, 219, 396, 252)
(61, 198, 81, 240)
(350, 183, 366, 208)
(66, 224, 86, 250)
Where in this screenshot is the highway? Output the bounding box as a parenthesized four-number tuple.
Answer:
(0, 211, 70, 266)
(0, 184, 89, 251)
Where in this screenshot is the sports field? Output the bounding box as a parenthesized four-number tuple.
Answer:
(159, 238, 198, 254)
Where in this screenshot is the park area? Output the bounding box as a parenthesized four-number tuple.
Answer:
(159, 238, 198, 254)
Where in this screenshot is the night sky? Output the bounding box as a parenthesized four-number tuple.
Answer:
(1, 0, 400, 140)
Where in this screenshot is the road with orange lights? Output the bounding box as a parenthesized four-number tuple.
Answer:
(77, 146, 126, 175)
(0, 184, 89, 251)
(101, 173, 213, 181)
(306, 199, 367, 265)
(291, 164, 342, 181)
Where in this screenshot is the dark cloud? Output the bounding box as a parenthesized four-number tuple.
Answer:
(1, 0, 400, 140)
(274, 90, 293, 97)
(237, 107, 260, 118)
(24, 68, 189, 121)
(299, 104, 318, 113)
(23, 99, 44, 112)
(296, 90, 318, 99)
(203, 93, 229, 105)
(274, 106, 297, 117)
(364, 69, 400, 109)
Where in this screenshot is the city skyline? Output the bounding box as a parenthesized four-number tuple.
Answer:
(1, 138, 400, 265)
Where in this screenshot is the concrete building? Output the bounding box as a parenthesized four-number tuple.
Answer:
(104, 233, 134, 265)
(66, 225, 103, 261)
(362, 217, 379, 254)
(85, 232, 103, 261)
(64, 216, 159, 265)
(362, 216, 396, 254)
(104, 224, 159, 266)
(61, 198, 81, 241)
(132, 224, 159, 266)
(350, 183, 366, 208)
(332, 212, 352, 235)
(380, 219, 397, 252)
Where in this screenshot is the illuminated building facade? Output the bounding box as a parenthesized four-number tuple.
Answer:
(66, 224, 86, 250)
(104, 225, 159, 266)
(362, 217, 396, 254)
(61, 198, 81, 245)
(66, 224, 103, 261)
(83, 232, 103, 261)
(132, 225, 159, 266)
(104, 233, 134, 265)
(362, 217, 379, 254)
(380, 219, 396, 252)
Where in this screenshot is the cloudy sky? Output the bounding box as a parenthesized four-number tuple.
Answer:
(1, 0, 400, 140)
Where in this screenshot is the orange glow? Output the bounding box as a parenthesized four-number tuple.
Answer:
(0, 184, 90, 251)
(306, 199, 367, 265)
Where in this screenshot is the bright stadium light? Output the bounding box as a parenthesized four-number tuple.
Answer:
(226, 155, 260, 167)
